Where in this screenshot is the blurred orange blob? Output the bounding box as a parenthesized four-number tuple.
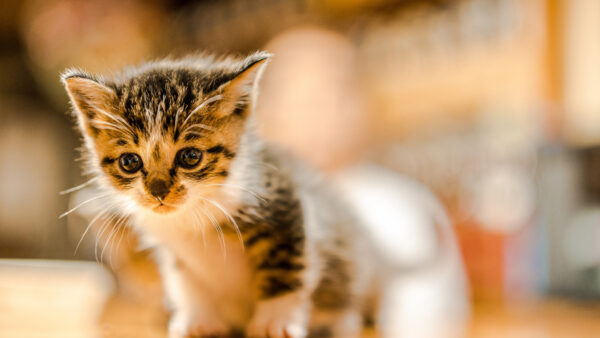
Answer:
(257, 26, 371, 170)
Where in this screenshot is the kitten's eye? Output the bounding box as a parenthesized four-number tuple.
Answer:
(177, 147, 202, 169)
(119, 153, 143, 173)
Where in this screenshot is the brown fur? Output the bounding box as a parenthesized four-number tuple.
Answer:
(63, 53, 268, 213)
(63, 52, 379, 337)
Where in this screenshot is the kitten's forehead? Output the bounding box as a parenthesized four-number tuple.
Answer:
(64, 52, 269, 146)
(116, 68, 212, 117)
(114, 57, 250, 111)
(110, 67, 223, 140)
(113, 53, 267, 103)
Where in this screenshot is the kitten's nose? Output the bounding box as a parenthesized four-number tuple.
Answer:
(148, 178, 171, 200)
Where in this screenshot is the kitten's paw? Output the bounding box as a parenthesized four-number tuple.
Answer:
(168, 312, 229, 338)
(246, 294, 308, 338)
(247, 320, 307, 338)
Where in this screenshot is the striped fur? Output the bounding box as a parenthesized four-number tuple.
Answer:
(63, 52, 380, 338)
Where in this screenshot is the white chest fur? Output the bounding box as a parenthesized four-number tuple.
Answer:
(133, 206, 254, 327)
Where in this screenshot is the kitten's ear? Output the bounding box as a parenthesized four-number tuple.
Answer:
(61, 71, 119, 136)
(214, 52, 271, 118)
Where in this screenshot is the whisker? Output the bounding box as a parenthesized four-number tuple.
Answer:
(199, 196, 244, 251)
(256, 161, 280, 172)
(94, 220, 110, 264)
(198, 202, 227, 260)
(115, 221, 128, 254)
(101, 224, 118, 266)
(108, 211, 130, 270)
(74, 204, 115, 255)
(114, 205, 134, 256)
(242, 161, 281, 174)
(59, 193, 110, 219)
(110, 221, 126, 270)
(180, 124, 216, 141)
(182, 94, 223, 128)
(182, 130, 203, 138)
(191, 209, 207, 251)
(101, 212, 128, 265)
(103, 231, 118, 266)
(205, 183, 267, 203)
(91, 123, 120, 132)
(107, 213, 126, 268)
(185, 206, 201, 236)
(174, 107, 184, 131)
(94, 211, 120, 263)
(183, 123, 216, 133)
(92, 120, 132, 135)
(87, 101, 134, 135)
(60, 177, 98, 195)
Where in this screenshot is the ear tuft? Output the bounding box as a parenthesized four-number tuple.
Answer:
(60, 68, 99, 85)
(62, 69, 119, 135)
(209, 52, 271, 118)
(237, 51, 272, 76)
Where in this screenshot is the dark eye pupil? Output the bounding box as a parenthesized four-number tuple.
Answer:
(178, 148, 202, 168)
(124, 156, 136, 166)
(119, 153, 142, 173)
(183, 151, 198, 162)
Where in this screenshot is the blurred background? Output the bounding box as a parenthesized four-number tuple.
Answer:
(1, 0, 600, 337)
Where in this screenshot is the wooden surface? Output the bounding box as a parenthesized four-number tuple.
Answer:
(1, 259, 600, 337)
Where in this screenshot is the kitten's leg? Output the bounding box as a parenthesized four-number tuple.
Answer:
(244, 228, 313, 338)
(309, 309, 363, 338)
(307, 253, 363, 337)
(247, 291, 311, 338)
(158, 251, 229, 337)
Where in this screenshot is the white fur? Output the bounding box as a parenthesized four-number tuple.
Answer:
(134, 202, 255, 333)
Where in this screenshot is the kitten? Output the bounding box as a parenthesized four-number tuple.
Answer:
(62, 52, 379, 337)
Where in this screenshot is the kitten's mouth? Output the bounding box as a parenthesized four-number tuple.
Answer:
(151, 197, 177, 213)
(152, 203, 177, 214)
(142, 193, 184, 214)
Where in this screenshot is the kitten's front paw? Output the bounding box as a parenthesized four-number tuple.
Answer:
(168, 312, 229, 338)
(247, 317, 307, 338)
(246, 295, 308, 338)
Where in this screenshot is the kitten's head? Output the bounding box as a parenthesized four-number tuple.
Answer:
(63, 52, 269, 214)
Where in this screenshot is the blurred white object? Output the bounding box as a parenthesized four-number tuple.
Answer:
(336, 165, 470, 338)
(467, 164, 536, 233)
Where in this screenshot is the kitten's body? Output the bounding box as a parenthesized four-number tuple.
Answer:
(143, 146, 378, 336)
(63, 53, 380, 337)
